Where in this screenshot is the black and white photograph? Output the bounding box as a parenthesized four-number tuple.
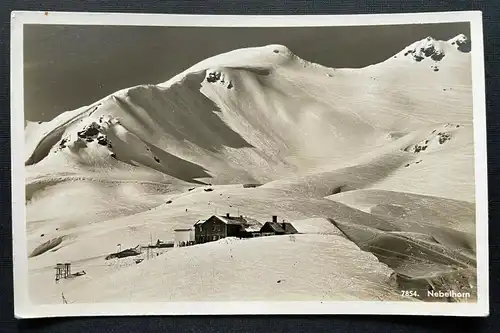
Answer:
(11, 11, 488, 317)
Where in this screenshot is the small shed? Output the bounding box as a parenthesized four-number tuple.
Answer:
(174, 227, 195, 247)
(260, 216, 298, 236)
(281, 222, 298, 234)
(260, 222, 286, 235)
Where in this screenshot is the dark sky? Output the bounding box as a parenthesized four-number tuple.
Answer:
(24, 22, 470, 122)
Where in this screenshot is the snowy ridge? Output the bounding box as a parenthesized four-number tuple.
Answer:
(26, 37, 472, 172)
(24, 35, 474, 194)
(158, 44, 298, 88)
(385, 34, 471, 72)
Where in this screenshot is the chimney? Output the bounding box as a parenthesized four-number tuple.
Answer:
(226, 213, 230, 218)
(272, 215, 278, 223)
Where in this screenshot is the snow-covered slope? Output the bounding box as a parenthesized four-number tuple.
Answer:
(25, 37, 472, 182)
(24, 34, 477, 304)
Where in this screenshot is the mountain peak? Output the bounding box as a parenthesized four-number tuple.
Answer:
(448, 33, 468, 44)
(390, 34, 470, 64)
(398, 36, 445, 62)
(159, 44, 297, 88)
(448, 33, 471, 52)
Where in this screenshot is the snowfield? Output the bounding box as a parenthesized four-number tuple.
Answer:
(32, 234, 416, 303)
(24, 34, 477, 304)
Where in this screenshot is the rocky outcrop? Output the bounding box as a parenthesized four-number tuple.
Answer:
(50, 120, 122, 164)
(402, 37, 446, 63)
(404, 123, 458, 154)
(205, 70, 233, 89)
(449, 34, 471, 53)
(77, 122, 101, 141)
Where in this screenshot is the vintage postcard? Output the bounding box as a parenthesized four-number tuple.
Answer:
(11, 10, 488, 317)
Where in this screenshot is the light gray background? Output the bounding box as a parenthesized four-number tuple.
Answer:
(24, 22, 470, 122)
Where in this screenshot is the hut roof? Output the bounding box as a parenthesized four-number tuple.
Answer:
(194, 215, 263, 228)
(282, 222, 298, 234)
(174, 228, 193, 232)
(243, 225, 262, 232)
(263, 222, 285, 233)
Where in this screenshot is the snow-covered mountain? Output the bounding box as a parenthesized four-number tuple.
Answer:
(25, 36, 472, 181)
(25, 34, 477, 304)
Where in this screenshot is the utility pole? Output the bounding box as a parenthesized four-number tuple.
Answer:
(150, 233, 153, 259)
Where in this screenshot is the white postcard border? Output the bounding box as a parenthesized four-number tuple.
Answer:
(11, 10, 489, 318)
